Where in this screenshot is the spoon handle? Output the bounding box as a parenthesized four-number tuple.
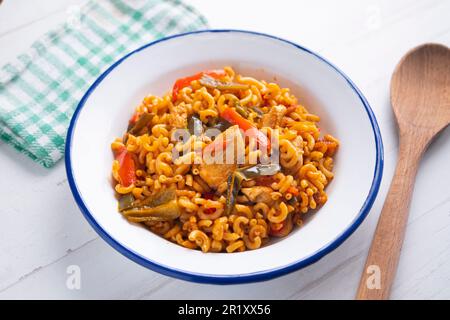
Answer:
(356, 134, 426, 300)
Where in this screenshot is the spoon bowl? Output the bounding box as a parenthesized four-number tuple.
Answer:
(391, 43, 450, 133)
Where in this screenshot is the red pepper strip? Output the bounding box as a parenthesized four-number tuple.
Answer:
(220, 107, 270, 151)
(129, 112, 140, 126)
(172, 69, 226, 101)
(115, 146, 136, 187)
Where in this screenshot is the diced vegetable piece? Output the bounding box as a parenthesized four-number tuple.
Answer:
(199, 75, 249, 91)
(187, 114, 203, 136)
(172, 70, 226, 101)
(287, 186, 299, 196)
(269, 215, 293, 237)
(201, 193, 217, 214)
(127, 113, 153, 135)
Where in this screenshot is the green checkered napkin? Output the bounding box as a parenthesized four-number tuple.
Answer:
(0, 0, 207, 168)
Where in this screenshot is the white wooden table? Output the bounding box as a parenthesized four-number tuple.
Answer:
(0, 0, 449, 300)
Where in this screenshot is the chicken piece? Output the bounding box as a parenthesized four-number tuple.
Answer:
(169, 115, 187, 128)
(168, 103, 188, 128)
(241, 186, 274, 204)
(199, 125, 245, 189)
(261, 105, 287, 128)
(199, 163, 236, 189)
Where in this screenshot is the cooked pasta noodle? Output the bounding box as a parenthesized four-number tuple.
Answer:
(111, 67, 339, 252)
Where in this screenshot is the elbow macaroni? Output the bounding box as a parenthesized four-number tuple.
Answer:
(111, 67, 339, 252)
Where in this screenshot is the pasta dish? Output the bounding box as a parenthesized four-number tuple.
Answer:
(111, 67, 339, 253)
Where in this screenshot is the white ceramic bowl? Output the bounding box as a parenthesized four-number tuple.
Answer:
(66, 30, 383, 284)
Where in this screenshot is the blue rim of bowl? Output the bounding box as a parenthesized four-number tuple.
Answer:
(65, 29, 384, 284)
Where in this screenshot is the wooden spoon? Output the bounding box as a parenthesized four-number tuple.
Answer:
(356, 43, 450, 300)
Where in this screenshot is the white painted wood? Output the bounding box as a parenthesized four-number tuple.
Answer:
(0, 0, 448, 299)
(0, 0, 86, 62)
